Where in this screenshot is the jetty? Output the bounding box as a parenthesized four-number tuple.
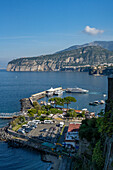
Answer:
(0, 112, 20, 119)
(31, 87, 63, 101)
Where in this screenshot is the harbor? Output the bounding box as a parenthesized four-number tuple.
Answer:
(0, 71, 108, 170)
(0, 86, 88, 169)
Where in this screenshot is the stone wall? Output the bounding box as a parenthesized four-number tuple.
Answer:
(104, 137, 113, 170)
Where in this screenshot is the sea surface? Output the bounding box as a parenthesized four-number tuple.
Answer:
(0, 70, 108, 169)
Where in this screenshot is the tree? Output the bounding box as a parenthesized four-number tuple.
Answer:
(66, 109, 77, 118)
(28, 108, 37, 117)
(48, 97, 55, 107)
(64, 96, 76, 109)
(49, 97, 64, 108)
(79, 118, 100, 146)
(33, 101, 41, 111)
(54, 97, 64, 107)
(37, 110, 47, 116)
(33, 101, 38, 107)
(19, 116, 25, 122)
(50, 108, 63, 115)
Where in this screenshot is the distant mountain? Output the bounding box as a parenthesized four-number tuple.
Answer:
(7, 46, 113, 71)
(58, 41, 113, 52)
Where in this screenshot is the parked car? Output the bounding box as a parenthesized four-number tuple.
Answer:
(44, 120, 53, 124)
(18, 128, 25, 134)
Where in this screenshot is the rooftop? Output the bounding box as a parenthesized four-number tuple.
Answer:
(68, 123, 81, 132)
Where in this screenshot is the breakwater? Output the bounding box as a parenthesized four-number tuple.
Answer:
(0, 126, 12, 141)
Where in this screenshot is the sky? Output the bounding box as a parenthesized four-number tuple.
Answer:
(0, 0, 113, 67)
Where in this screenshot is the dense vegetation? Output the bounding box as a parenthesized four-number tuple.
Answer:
(11, 115, 26, 131)
(74, 106, 113, 170)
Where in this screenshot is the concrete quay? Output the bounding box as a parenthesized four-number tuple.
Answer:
(31, 87, 63, 101)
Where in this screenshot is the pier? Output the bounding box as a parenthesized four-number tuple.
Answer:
(0, 112, 20, 119)
(31, 87, 63, 101)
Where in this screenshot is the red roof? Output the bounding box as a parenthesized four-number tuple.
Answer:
(75, 110, 82, 113)
(68, 124, 81, 132)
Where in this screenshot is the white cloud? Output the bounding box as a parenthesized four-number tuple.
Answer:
(83, 26, 104, 35)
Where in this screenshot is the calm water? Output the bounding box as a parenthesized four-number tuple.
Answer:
(0, 70, 108, 169)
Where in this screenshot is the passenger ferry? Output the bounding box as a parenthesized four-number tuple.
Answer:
(66, 87, 89, 93)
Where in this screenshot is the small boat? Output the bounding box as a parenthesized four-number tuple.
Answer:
(66, 87, 89, 93)
(89, 101, 99, 106)
(89, 102, 98, 106)
(40, 101, 44, 105)
(94, 101, 100, 105)
(103, 94, 106, 97)
(89, 100, 105, 106)
(43, 101, 47, 106)
(99, 100, 105, 104)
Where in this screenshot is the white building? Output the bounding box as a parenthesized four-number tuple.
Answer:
(65, 123, 81, 148)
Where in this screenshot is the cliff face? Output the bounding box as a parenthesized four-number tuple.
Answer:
(7, 46, 113, 71)
(7, 60, 60, 71)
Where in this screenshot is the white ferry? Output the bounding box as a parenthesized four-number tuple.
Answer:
(66, 87, 89, 93)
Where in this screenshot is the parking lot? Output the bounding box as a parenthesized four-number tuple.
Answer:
(28, 123, 61, 143)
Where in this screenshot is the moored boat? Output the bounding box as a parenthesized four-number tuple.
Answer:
(89, 102, 98, 106)
(46, 87, 54, 97)
(54, 90, 63, 95)
(89, 100, 105, 106)
(100, 100, 105, 104)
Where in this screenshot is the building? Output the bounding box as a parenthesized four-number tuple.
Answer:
(65, 123, 81, 149)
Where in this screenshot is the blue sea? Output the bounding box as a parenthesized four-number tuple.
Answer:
(0, 70, 108, 169)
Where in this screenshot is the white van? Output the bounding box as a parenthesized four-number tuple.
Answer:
(44, 120, 53, 124)
(22, 124, 28, 129)
(60, 122, 64, 127)
(33, 120, 41, 124)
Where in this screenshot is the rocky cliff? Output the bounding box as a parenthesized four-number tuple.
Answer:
(7, 46, 113, 71)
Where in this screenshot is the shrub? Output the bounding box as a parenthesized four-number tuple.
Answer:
(92, 140, 104, 169)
